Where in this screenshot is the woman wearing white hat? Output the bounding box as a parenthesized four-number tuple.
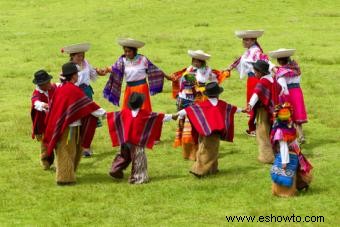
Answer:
(165, 50, 230, 160)
(226, 30, 271, 137)
(269, 48, 308, 143)
(61, 42, 106, 157)
(102, 38, 166, 112)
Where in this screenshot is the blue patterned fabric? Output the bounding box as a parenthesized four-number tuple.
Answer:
(270, 152, 299, 187)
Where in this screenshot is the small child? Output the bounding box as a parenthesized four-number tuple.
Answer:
(107, 92, 177, 184)
(270, 102, 313, 197)
(31, 70, 57, 170)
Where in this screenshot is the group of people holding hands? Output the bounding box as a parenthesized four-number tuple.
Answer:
(30, 29, 312, 197)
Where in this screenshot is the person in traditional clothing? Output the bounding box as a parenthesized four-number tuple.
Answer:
(177, 82, 244, 177)
(43, 62, 106, 186)
(101, 38, 166, 112)
(246, 60, 281, 164)
(31, 70, 57, 170)
(269, 48, 308, 144)
(270, 102, 312, 197)
(107, 92, 177, 184)
(226, 30, 273, 136)
(165, 50, 230, 160)
(62, 42, 106, 157)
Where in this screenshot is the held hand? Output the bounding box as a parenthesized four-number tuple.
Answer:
(96, 68, 107, 76)
(164, 74, 173, 81)
(172, 114, 179, 121)
(244, 104, 252, 113)
(42, 103, 49, 111)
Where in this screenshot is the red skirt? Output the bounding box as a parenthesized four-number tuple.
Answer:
(246, 76, 260, 103)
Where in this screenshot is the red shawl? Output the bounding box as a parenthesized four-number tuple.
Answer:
(185, 100, 237, 142)
(43, 82, 100, 155)
(253, 77, 280, 115)
(107, 109, 164, 149)
(30, 84, 56, 139)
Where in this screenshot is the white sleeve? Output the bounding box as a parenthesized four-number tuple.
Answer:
(91, 108, 106, 117)
(163, 114, 173, 122)
(277, 77, 289, 95)
(268, 60, 276, 72)
(178, 109, 187, 119)
(209, 69, 218, 83)
(34, 101, 47, 112)
(279, 141, 290, 164)
(248, 94, 259, 109)
(236, 107, 243, 113)
(89, 64, 98, 81)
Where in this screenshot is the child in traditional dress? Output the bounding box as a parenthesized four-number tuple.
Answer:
(165, 50, 230, 160)
(246, 60, 281, 164)
(31, 70, 57, 170)
(107, 92, 177, 184)
(269, 48, 308, 144)
(43, 62, 106, 185)
(270, 102, 312, 197)
(177, 82, 244, 177)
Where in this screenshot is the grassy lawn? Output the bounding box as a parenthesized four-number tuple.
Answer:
(0, 0, 339, 226)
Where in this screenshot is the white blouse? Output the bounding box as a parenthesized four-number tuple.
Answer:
(123, 55, 148, 82)
(75, 59, 98, 86)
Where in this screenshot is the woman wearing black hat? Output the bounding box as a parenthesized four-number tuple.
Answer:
(31, 70, 57, 170)
(177, 82, 245, 177)
(43, 62, 106, 185)
(246, 60, 280, 164)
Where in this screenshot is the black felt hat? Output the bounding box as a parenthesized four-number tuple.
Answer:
(203, 82, 224, 97)
(61, 62, 78, 77)
(251, 60, 270, 75)
(32, 70, 53, 85)
(128, 92, 145, 110)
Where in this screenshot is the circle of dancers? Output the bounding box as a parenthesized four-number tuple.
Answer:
(30, 30, 312, 197)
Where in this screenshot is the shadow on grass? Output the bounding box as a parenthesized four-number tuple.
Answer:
(77, 172, 127, 185)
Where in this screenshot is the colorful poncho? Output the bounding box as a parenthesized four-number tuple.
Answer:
(185, 100, 237, 142)
(253, 77, 280, 115)
(30, 84, 56, 139)
(107, 109, 164, 149)
(43, 82, 100, 156)
(103, 55, 165, 106)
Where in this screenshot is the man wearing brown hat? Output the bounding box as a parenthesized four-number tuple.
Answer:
(246, 60, 281, 164)
(31, 69, 57, 170)
(177, 82, 245, 177)
(43, 62, 106, 185)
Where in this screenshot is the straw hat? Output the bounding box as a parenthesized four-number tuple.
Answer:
(117, 38, 145, 48)
(62, 43, 90, 54)
(187, 50, 211, 61)
(269, 48, 296, 58)
(235, 30, 264, 39)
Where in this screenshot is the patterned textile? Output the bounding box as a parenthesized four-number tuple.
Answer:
(271, 152, 299, 187)
(185, 100, 237, 142)
(276, 60, 301, 78)
(107, 109, 164, 149)
(103, 55, 165, 106)
(43, 83, 100, 156)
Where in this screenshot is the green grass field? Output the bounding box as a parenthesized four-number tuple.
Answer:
(1, 0, 340, 226)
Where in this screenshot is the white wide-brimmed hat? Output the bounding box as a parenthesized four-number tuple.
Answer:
(188, 50, 211, 61)
(269, 48, 296, 58)
(62, 43, 91, 54)
(117, 38, 145, 48)
(235, 30, 264, 39)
